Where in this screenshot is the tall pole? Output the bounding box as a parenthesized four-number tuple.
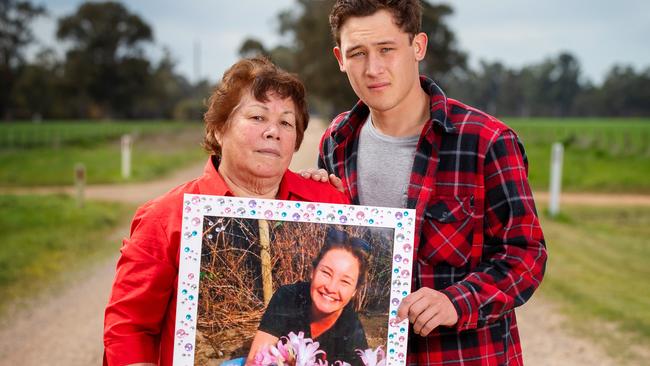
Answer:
(549, 142, 564, 217)
(258, 220, 273, 305)
(193, 39, 201, 83)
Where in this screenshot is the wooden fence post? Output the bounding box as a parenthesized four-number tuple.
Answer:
(258, 219, 273, 305)
(74, 163, 86, 208)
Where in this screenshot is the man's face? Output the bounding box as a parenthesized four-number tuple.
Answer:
(333, 9, 427, 114)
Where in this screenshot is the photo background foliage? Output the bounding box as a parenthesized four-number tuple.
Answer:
(198, 217, 394, 360)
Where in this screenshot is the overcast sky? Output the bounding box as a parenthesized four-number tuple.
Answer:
(31, 0, 650, 85)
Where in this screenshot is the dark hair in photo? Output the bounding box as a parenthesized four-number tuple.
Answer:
(329, 0, 422, 45)
(312, 227, 371, 289)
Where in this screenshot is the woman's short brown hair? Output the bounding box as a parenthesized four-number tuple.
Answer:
(203, 57, 309, 156)
(329, 0, 422, 45)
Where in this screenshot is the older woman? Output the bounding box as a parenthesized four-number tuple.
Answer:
(103, 57, 348, 366)
(247, 228, 370, 366)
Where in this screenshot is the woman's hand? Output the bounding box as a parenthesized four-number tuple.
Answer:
(246, 330, 280, 365)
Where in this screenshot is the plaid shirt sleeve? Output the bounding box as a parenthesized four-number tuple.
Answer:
(440, 129, 547, 331)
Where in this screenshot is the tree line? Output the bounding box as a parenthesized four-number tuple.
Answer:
(2, 0, 649, 121)
(1, 0, 210, 121)
(442, 54, 650, 117)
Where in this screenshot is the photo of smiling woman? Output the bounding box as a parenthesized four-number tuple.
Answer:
(246, 228, 370, 366)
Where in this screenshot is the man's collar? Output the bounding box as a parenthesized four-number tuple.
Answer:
(330, 76, 456, 145)
(420, 76, 456, 134)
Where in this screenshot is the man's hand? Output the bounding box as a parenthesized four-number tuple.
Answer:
(299, 168, 344, 193)
(396, 288, 459, 337)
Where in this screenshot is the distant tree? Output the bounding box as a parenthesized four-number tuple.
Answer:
(238, 39, 295, 75)
(563, 64, 650, 117)
(600, 65, 650, 116)
(276, 0, 354, 117)
(0, 0, 47, 120)
(136, 49, 193, 119)
(497, 68, 528, 116)
(419, 2, 467, 81)
(445, 52, 590, 117)
(547, 52, 581, 116)
(515, 52, 583, 116)
(572, 81, 604, 117)
(238, 38, 270, 59)
(56, 1, 153, 118)
(11, 48, 63, 118)
(474, 61, 506, 115)
(173, 79, 212, 122)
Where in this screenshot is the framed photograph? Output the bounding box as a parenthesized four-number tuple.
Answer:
(173, 194, 416, 366)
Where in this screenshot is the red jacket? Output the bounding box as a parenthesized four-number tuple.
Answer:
(104, 157, 348, 365)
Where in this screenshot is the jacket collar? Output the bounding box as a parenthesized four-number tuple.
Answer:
(199, 156, 327, 201)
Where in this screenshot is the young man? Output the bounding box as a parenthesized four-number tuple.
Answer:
(315, 1, 547, 365)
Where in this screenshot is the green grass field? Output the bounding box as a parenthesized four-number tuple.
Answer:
(0, 121, 206, 186)
(538, 205, 650, 363)
(0, 194, 133, 311)
(0, 120, 198, 149)
(3, 118, 647, 190)
(506, 118, 650, 193)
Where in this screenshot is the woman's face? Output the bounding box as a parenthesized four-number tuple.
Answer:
(310, 248, 360, 317)
(216, 90, 297, 182)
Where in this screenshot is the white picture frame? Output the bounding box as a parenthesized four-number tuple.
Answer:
(173, 194, 415, 366)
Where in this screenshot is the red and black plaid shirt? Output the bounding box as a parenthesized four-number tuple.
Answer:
(318, 77, 547, 365)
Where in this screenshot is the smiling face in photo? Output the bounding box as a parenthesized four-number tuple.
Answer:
(310, 248, 360, 318)
(216, 90, 297, 181)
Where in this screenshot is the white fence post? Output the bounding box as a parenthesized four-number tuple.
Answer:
(121, 134, 132, 179)
(549, 142, 564, 217)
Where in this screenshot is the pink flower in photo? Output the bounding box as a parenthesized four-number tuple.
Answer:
(356, 346, 386, 366)
(275, 337, 295, 363)
(254, 331, 325, 366)
(253, 331, 387, 366)
(293, 335, 325, 366)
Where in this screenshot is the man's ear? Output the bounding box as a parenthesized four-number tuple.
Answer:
(412, 32, 428, 61)
(333, 46, 346, 72)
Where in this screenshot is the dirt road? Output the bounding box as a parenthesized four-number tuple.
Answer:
(0, 121, 641, 365)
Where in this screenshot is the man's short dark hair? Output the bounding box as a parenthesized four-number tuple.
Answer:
(329, 0, 422, 45)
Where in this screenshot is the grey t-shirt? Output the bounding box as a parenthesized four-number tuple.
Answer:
(357, 115, 419, 208)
